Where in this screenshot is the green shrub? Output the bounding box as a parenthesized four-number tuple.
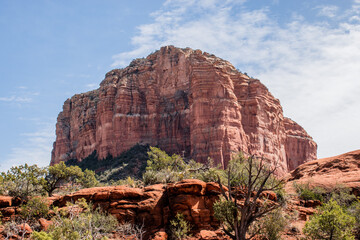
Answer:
(348, 200, 360, 238)
(34, 198, 118, 240)
(0, 175, 5, 195)
(143, 147, 227, 185)
(114, 176, 142, 188)
(147, 147, 187, 173)
(303, 199, 356, 240)
(325, 185, 357, 207)
(32, 231, 53, 240)
(79, 169, 99, 188)
(143, 169, 184, 185)
(259, 209, 286, 240)
(20, 196, 49, 220)
(142, 147, 187, 185)
(293, 182, 324, 201)
(213, 199, 237, 231)
(170, 213, 191, 240)
(187, 158, 226, 183)
(1, 164, 46, 201)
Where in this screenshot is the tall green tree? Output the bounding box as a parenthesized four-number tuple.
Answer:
(304, 199, 356, 240)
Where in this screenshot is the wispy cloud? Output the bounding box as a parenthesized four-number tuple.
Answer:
(0, 87, 40, 104)
(0, 96, 32, 103)
(1, 122, 55, 171)
(65, 73, 91, 78)
(85, 83, 98, 90)
(111, 0, 360, 158)
(315, 5, 338, 18)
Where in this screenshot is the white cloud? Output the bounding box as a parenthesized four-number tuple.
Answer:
(85, 83, 98, 90)
(65, 73, 91, 78)
(111, 0, 360, 159)
(0, 96, 32, 103)
(316, 5, 339, 18)
(0, 88, 39, 104)
(1, 122, 55, 171)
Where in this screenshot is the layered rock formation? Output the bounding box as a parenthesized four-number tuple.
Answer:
(51, 46, 317, 174)
(286, 149, 360, 194)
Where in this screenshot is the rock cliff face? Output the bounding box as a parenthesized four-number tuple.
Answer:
(51, 46, 317, 174)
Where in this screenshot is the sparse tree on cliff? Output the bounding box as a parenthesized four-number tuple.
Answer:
(213, 153, 284, 240)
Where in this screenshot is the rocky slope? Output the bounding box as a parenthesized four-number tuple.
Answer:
(286, 149, 360, 194)
(51, 46, 317, 174)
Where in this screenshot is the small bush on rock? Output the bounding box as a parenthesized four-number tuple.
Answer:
(32, 198, 118, 240)
(20, 196, 49, 220)
(259, 209, 286, 240)
(170, 213, 191, 240)
(114, 176, 142, 188)
(293, 182, 324, 202)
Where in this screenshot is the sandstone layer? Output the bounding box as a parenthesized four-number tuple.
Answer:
(285, 149, 360, 194)
(51, 46, 317, 174)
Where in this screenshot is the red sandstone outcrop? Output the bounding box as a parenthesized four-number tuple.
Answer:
(0, 179, 320, 239)
(50, 179, 223, 236)
(51, 46, 317, 174)
(285, 149, 360, 194)
(0, 180, 225, 239)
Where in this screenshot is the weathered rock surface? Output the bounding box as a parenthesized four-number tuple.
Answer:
(50, 179, 223, 237)
(51, 46, 317, 174)
(286, 149, 360, 194)
(0, 180, 224, 239)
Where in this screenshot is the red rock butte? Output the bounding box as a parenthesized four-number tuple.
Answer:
(51, 46, 317, 175)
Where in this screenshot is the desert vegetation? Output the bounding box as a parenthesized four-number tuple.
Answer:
(0, 147, 360, 239)
(293, 182, 360, 240)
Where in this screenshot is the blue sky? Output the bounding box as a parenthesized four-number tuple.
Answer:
(1, 0, 359, 170)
